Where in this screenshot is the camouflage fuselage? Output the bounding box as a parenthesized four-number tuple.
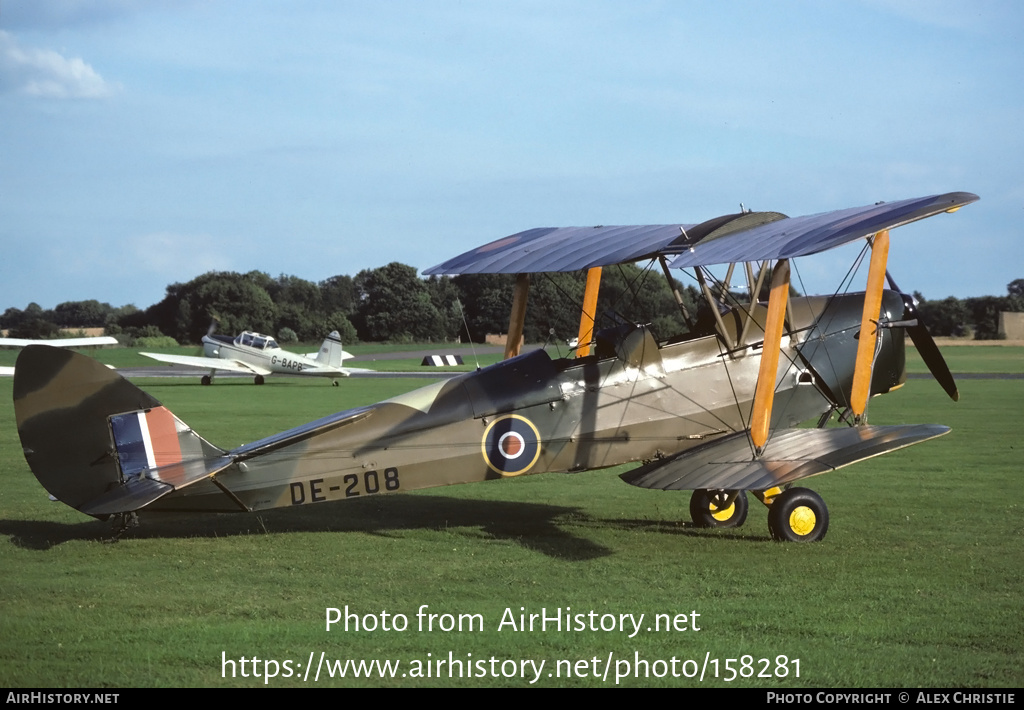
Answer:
(148, 291, 906, 514)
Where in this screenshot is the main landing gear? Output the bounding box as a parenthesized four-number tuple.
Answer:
(689, 489, 748, 528)
(688, 486, 829, 542)
(765, 487, 829, 542)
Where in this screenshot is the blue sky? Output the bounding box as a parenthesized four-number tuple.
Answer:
(1, 0, 1020, 313)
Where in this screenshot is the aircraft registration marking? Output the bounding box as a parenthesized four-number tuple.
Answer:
(270, 356, 306, 371)
(289, 468, 400, 505)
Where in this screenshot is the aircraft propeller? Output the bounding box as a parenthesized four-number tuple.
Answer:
(885, 272, 959, 402)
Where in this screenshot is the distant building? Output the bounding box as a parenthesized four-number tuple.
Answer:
(998, 312, 1024, 340)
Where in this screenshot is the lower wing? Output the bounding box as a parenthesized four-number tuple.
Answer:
(621, 425, 950, 492)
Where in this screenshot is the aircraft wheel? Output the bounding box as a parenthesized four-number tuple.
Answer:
(689, 489, 748, 528)
(767, 487, 829, 542)
(201, 375, 212, 386)
(254, 375, 265, 385)
(332, 380, 339, 387)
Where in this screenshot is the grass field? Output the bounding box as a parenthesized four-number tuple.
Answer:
(1, 353, 1021, 687)
(0, 342, 502, 374)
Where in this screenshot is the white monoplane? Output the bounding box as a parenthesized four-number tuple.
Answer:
(140, 330, 357, 385)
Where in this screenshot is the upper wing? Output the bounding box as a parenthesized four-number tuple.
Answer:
(669, 192, 978, 269)
(139, 352, 273, 376)
(424, 224, 698, 275)
(424, 192, 977, 275)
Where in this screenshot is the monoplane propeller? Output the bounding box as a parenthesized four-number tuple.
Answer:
(886, 271, 959, 402)
(194, 319, 219, 356)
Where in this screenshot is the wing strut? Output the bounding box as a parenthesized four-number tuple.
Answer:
(850, 230, 890, 423)
(658, 256, 690, 322)
(750, 259, 790, 454)
(737, 261, 770, 349)
(576, 267, 602, 357)
(695, 268, 732, 350)
(504, 273, 530, 360)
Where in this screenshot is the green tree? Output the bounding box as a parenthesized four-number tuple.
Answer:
(917, 296, 969, 337)
(1007, 279, 1024, 311)
(452, 273, 515, 342)
(320, 274, 356, 316)
(965, 295, 1011, 340)
(354, 263, 444, 342)
(424, 275, 464, 341)
(143, 271, 277, 343)
(3, 303, 60, 339)
(51, 300, 112, 328)
(522, 272, 584, 344)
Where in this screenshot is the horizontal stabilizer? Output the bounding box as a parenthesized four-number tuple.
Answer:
(79, 477, 172, 517)
(230, 406, 375, 462)
(621, 424, 950, 492)
(80, 456, 234, 516)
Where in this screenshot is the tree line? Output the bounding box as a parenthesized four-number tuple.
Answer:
(2, 267, 1022, 345)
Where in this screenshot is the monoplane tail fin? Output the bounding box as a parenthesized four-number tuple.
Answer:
(315, 331, 352, 368)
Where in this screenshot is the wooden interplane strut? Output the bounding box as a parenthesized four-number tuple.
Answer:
(750, 259, 790, 453)
(576, 267, 602, 357)
(504, 273, 530, 360)
(850, 230, 890, 422)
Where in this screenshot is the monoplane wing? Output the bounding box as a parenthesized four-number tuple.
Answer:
(139, 352, 273, 376)
(620, 424, 950, 492)
(423, 192, 978, 275)
(0, 336, 118, 348)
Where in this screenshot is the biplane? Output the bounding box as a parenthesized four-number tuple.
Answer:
(12, 191, 977, 542)
(139, 329, 357, 385)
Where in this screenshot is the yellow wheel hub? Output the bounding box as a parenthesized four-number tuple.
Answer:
(789, 505, 817, 536)
(710, 500, 735, 522)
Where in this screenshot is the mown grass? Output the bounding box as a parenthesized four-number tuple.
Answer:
(905, 344, 1024, 374)
(0, 363, 1021, 687)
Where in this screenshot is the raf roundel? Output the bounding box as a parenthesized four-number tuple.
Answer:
(481, 415, 542, 476)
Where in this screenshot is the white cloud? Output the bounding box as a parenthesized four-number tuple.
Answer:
(0, 30, 118, 98)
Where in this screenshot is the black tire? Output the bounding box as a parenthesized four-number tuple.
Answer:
(689, 489, 749, 528)
(200, 375, 212, 386)
(767, 487, 829, 542)
(254, 375, 265, 385)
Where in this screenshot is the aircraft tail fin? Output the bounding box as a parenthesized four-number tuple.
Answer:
(14, 346, 229, 519)
(314, 331, 352, 369)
